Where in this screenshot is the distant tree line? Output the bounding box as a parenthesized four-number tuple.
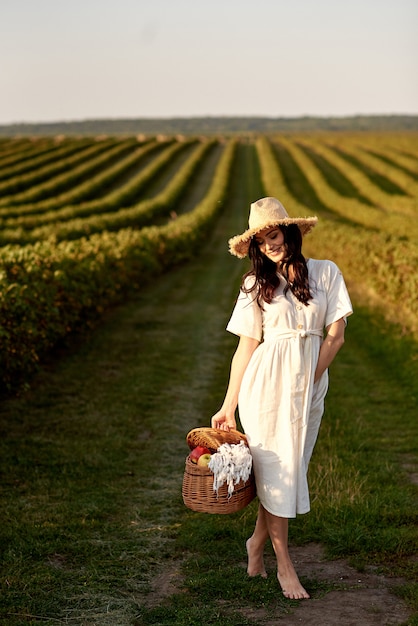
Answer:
(0, 115, 417, 136)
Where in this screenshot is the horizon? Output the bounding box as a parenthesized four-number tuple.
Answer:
(2, 112, 418, 129)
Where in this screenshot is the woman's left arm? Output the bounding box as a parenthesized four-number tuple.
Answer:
(314, 318, 346, 383)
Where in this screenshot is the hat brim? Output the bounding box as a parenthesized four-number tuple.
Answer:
(228, 216, 318, 258)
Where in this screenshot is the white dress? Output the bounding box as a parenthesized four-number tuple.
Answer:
(226, 259, 353, 518)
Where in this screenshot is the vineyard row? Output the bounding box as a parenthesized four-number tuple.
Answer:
(0, 139, 236, 392)
(0, 140, 215, 245)
(256, 136, 418, 338)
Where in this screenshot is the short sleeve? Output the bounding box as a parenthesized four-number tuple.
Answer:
(226, 279, 263, 341)
(325, 262, 353, 328)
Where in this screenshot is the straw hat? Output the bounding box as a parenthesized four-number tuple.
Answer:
(228, 197, 318, 258)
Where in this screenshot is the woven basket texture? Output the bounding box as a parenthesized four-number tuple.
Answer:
(182, 456, 256, 514)
(186, 427, 248, 453)
(182, 427, 256, 514)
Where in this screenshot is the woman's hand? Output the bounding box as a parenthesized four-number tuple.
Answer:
(211, 409, 236, 431)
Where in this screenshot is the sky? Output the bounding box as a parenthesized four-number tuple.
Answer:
(1, 0, 417, 124)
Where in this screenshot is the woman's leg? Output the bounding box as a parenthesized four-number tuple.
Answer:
(263, 507, 310, 599)
(246, 502, 268, 577)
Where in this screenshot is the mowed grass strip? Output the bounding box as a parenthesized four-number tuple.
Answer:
(0, 140, 417, 625)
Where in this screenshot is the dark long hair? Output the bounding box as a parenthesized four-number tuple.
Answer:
(242, 224, 312, 307)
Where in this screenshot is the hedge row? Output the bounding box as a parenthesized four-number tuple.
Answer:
(0, 139, 170, 222)
(0, 138, 93, 183)
(0, 139, 236, 393)
(256, 135, 418, 336)
(276, 136, 418, 242)
(0, 138, 62, 169)
(0, 140, 215, 245)
(0, 138, 119, 199)
(0, 138, 137, 206)
(255, 136, 315, 217)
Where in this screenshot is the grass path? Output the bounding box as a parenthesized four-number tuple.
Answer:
(0, 141, 417, 624)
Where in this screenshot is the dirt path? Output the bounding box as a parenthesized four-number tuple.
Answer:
(261, 544, 410, 625)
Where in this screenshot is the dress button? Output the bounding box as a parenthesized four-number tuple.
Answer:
(296, 305, 302, 310)
(297, 324, 303, 329)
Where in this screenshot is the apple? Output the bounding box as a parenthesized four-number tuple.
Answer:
(190, 445, 211, 464)
(197, 453, 211, 468)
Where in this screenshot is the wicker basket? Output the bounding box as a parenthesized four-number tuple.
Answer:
(182, 427, 256, 514)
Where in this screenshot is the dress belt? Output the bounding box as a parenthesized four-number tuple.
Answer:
(263, 328, 323, 341)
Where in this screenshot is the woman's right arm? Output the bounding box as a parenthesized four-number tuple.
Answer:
(211, 335, 260, 431)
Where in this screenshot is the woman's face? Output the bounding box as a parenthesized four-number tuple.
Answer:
(254, 227, 286, 264)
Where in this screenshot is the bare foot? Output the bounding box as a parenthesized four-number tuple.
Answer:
(277, 562, 310, 599)
(246, 538, 267, 578)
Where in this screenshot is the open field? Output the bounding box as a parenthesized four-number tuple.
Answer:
(0, 133, 417, 624)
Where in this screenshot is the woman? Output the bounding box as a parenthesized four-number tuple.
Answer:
(212, 197, 353, 600)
